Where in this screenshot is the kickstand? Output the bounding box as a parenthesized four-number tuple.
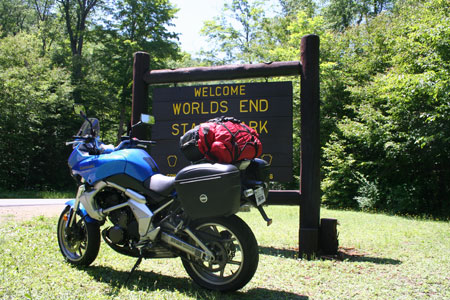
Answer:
(125, 254, 143, 285)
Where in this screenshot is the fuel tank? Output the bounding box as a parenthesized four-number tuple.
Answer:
(70, 148, 159, 185)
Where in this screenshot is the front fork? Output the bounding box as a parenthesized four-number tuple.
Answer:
(65, 185, 84, 230)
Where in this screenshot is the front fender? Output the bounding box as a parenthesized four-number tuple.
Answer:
(65, 200, 99, 224)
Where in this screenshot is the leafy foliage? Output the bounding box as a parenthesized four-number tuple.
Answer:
(0, 0, 448, 217)
(0, 0, 179, 191)
(200, 0, 267, 64)
(0, 33, 75, 190)
(320, 0, 450, 216)
(199, 0, 449, 216)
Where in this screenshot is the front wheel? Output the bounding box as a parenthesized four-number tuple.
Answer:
(57, 206, 100, 266)
(182, 215, 259, 292)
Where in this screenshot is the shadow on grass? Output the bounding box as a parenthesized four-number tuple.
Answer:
(82, 265, 308, 300)
(259, 246, 402, 265)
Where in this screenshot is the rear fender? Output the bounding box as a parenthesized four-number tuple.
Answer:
(65, 200, 99, 224)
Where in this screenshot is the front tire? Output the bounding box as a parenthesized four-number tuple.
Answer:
(57, 206, 100, 266)
(182, 215, 259, 292)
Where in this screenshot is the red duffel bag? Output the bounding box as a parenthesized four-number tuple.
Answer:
(197, 117, 262, 164)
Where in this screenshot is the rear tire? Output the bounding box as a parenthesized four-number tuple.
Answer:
(182, 215, 259, 292)
(57, 206, 100, 266)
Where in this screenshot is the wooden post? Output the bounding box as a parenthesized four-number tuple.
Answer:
(131, 52, 150, 139)
(131, 34, 327, 255)
(299, 34, 320, 257)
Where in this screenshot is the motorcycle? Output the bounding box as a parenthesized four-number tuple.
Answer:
(57, 107, 272, 292)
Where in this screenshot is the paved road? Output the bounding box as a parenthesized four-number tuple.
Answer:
(0, 199, 71, 222)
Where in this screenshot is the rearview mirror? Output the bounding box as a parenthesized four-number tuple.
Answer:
(74, 104, 86, 117)
(141, 114, 155, 125)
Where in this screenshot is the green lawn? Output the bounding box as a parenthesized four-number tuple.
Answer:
(0, 206, 449, 299)
(0, 190, 74, 199)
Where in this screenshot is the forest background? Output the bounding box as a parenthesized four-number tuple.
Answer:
(0, 0, 448, 218)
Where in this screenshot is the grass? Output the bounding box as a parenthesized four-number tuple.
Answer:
(0, 206, 449, 300)
(0, 190, 74, 199)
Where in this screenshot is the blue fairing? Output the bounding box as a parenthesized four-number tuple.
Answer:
(65, 200, 97, 223)
(69, 146, 159, 185)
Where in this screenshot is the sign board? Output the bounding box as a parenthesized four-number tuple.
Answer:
(151, 81, 293, 182)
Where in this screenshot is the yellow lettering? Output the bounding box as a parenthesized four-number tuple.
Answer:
(193, 84, 247, 97)
(249, 99, 258, 112)
(249, 121, 258, 131)
(223, 86, 229, 96)
(215, 86, 222, 97)
(192, 102, 200, 115)
(210, 101, 219, 114)
(201, 102, 208, 114)
(171, 124, 179, 136)
(259, 99, 268, 112)
(239, 99, 269, 113)
(241, 120, 269, 134)
(220, 101, 228, 113)
(240, 100, 248, 113)
(173, 103, 182, 115)
(259, 120, 268, 134)
(240, 85, 246, 95)
(172, 122, 199, 136)
(182, 103, 190, 115)
(181, 123, 189, 135)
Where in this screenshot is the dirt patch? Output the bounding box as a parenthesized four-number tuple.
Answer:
(0, 205, 65, 223)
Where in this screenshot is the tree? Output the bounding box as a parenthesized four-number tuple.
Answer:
(200, 0, 267, 64)
(0, 0, 34, 37)
(57, 0, 99, 57)
(30, 0, 60, 53)
(279, 0, 317, 18)
(91, 0, 179, 142)
(0, 33, 75, 190)
(323, 0, 396, 31)
(56, 0, 101, 103)
(321, 0, 450, 216)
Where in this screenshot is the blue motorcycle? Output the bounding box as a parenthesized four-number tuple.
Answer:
(57, 107, 272, 292)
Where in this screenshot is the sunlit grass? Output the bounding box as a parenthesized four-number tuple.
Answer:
(0, 190, 74, 199)
(0, 206, 449, 299)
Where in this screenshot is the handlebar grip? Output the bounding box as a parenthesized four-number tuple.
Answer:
(136, 140, 156, 145)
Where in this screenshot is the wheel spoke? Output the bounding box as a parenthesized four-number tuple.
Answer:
(211, 225, 219, 235)
(228, 260, 241, 266)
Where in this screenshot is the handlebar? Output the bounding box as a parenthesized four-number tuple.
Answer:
(65, 135, 95, 146)
(65, 141, 80, 146)
(66, 134, 156, 152)
(115, 137, 156, 151)
(134, 139, 157, 145)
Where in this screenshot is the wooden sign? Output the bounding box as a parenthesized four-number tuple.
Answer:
(151, 81, 293, 182)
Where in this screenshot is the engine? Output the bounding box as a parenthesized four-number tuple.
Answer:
(96, 190, 140, 245)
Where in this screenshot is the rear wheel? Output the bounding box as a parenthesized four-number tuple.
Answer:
(182, 215, 259, 292)
(57, 206, 100, 266)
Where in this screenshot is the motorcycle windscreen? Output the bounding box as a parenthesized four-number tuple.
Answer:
(77, 118, 100, 137)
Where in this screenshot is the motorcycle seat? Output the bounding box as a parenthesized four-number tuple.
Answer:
(148, 174, 175, 197)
